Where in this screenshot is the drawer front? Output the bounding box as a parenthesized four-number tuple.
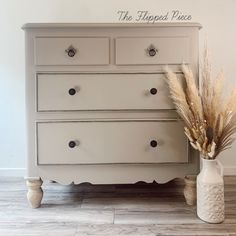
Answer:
(115, 37, 190, 65)
(37, 121, 188, 165)
(37, 74, 175, 111)
(35, 37, 109, 65)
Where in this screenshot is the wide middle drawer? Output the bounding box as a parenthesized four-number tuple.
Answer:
(37, 74, 175, 111)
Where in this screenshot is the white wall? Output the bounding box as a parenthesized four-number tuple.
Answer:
(0, 0, 236, 176)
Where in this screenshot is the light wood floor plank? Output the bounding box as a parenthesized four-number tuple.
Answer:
(75, 224, 236, 236)
(0, 176, 235, 236)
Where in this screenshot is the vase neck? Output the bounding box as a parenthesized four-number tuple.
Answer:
(199, 158, 224, 182)
(201, 158, 218, 171)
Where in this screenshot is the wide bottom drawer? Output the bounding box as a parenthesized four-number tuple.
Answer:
(37, 121, 188, 165)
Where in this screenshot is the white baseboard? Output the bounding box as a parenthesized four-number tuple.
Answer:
(224, 166, 236, 175)
(0, 167, 235, 177)
(0, 168, 26, 177)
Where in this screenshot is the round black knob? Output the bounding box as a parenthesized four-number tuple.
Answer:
(150, 140, 158, 148)
(67, 49, 76, 57)
(150, 88, 157, 95)
(149, 48, 157, 57)
(68, 141, 76, 148)
(65, 46, 77, 58)
(68, 88, 76, 96)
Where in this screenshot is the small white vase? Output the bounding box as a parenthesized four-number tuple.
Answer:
(197, 157, 224, 223)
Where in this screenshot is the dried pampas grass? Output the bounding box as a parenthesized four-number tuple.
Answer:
(164, 48, 236, 159)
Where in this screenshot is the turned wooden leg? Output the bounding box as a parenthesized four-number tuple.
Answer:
(26, 179, 43, 208)
(183, 175, 197, 206)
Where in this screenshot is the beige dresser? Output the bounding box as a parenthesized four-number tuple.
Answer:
(22, 23, 201, 208)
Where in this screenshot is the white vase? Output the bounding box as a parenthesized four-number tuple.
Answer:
(197, 158, 224, 223)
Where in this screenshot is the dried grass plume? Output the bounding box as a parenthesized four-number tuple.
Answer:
(164, 48, 236, 159)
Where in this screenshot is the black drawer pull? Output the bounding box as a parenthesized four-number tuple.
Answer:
(149, 48, 157, 57)
(65, 45, 77, 57)
(68, 141, 77, 148)
(150, 140, 158, 148)
(150, 88, 157, 95)
(146, 44, 158, 57)
(68, 88, 76, 96)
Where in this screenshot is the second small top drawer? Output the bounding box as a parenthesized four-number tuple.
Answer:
(37, 73, 175, 111)
(115, 37, 190, 65)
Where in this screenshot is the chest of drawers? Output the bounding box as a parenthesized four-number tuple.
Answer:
(23, 23, 201, 208)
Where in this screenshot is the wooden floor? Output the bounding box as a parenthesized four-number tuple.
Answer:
(0, 177, 236, 236)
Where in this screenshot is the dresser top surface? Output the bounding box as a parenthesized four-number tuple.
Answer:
(22, 22, 202, 30)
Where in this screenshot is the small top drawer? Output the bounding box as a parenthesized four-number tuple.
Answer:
(115, 37, 190, 65)
(34, 37, 110, 66)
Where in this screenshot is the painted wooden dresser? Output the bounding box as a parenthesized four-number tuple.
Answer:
(22, 23, 201, 208)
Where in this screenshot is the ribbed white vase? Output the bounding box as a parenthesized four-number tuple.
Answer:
(197, 158, 225, 223)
